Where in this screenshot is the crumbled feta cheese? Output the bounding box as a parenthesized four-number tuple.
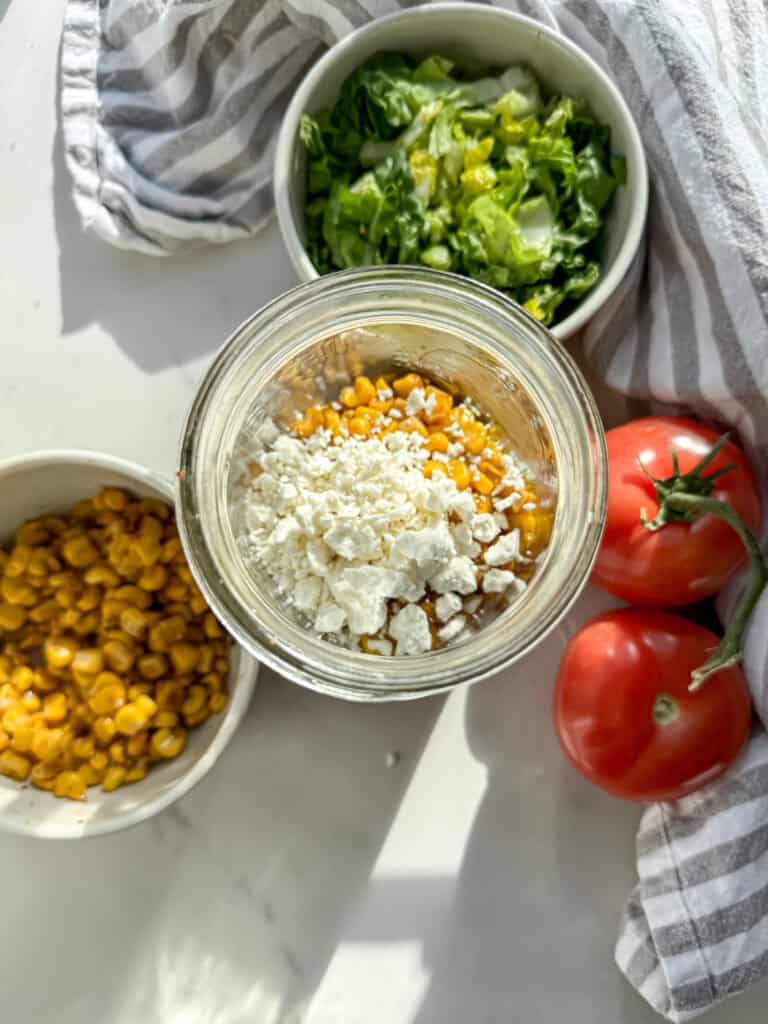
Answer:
(435, 592, 463, 622)
(429, 556, 477, 595)
(522, 501, 537, 511)
(367, 637, 393, 656)
(390, 524, 456, 568)
(484, 529, 521, 566)
(446, 441, 465, 457)
(389, 604, 432, 655)
(315, 603, 346, 633)
(471, 513, 501, 543)
(405, 388, 428, 416)
(438, 615, 466, 643)
(482, 569, 519, 593)
(295, 577, 323, 611)
(388, 407, 403, 419)
(464, 595, 482, 614)
(494, 492, 520, 512)
(377, 386, 394, 401)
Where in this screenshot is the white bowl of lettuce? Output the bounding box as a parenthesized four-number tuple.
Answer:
(274, 3, 647, 339)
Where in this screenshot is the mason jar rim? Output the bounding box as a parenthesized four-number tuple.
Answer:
(177, 267, 607, 701)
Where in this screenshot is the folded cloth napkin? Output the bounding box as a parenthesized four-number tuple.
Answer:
(61, 0, 768, 1018)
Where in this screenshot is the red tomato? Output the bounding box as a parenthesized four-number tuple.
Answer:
(593, 416, 761, 605)
(554, 609, 752, 802)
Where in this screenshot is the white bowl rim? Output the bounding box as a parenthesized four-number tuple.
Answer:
(0, 448, 258, 839)
(274, 1, 649, 341)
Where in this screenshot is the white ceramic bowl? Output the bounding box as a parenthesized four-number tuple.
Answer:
(0, 450, 258, 839)
(274, 3, 648, 340)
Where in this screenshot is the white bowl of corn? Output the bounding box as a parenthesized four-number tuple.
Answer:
(0, 450, 258, 839)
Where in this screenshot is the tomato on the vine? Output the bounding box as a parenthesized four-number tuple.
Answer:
(554, 609, 752, 802)
(593, 417, 761, 606)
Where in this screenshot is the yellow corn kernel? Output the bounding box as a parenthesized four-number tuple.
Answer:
(127, 684, 150, 702)
(399, 416, 430, 437)
(448, 460, 471, 490)
(374, 375, 392, 393)
(114, 695, 157, 736)
(479, 459, 503, 481)
(137, 653, 168, 681)
(120, 606, 147, 639)
(0, 655, 11, 683)
(197, 647, 214, 674)
(72, 648, 105, 676)
(53, 770, 86, 801)
(474, 494, 493, 514)
(93, 716, 116, 745)
(10, 666, 34, 690)
(138, 565, 167, 593)
(150, 727, 187, 760)
(323, 409, 341, 432)
(169, 643, 198, 674)
(155, 680, 183, 711)
(30, 670, 57, 694)
(392, 373, 424, 397)
(102, 765, 127, 792)
(126, 732, 148, 759)
(88, 681, 126, 716)
(102, 638, 135, 674)
(204, 667, 225, 692)
(0, 683, 19, 711)
(183, 708, 210, 728)
(30, 727, 63, 762)
(426, 431, 450, 453)
(125, 758, 148, 783)
(153, 710, 179, 729)
(28, 600, 60, 625)
(424, 387, 454, 424)
(21, 690, 41, 712)
(209, 692, 228, 714)
(15, 519, 49, 546)
(211, 662, 229, 684)
(1, 577, 37, 607)
(0, 732, 8, 753)
(202, 614, 223, 641)
(471, 472, 495, 496)
(30, 762, 57, 791)
(464, 423, 488, 456)
(58, 608, 81, 631)
(54, 586, 79, 610)
(5, 545, 32, 577)
(72, 735, 95, 761)
(2, 706, 30, 736)
(73, 611, 99, 636)
(133, 535, 162, 568)
(0, 749, 31, 781)
(41, 692, 68, 725)
(161, 537, 182, 564)
(162, 578, 188, 602)
(44, 636, 78, 668)
(348, 416, 371, 436)
(27, 547, 55, 576)
(423, 460, 449, 479)
(149, 615, 187, 652)
(180, 685, 207, 718)
(90, 751, 108, 772)
(11, 718, 34, 753)
(113, 585, 152, 609)
(61, 535, 99, 569)
(84, 565, 120, 588)
(100, 488, 129, 511)
(339, 385, 359, 409)
(0, 603, 26, 632)
(109, 740, 126, 764)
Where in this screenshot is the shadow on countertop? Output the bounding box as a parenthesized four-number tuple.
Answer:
(51, 53, 297, 376)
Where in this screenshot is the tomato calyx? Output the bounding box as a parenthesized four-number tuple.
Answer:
(652, 693, 680, 725)
(638, 433, 768, 692)
(639, 433, 736, 530)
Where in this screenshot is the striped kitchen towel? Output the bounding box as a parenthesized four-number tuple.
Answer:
(60, 0, 768, 1019)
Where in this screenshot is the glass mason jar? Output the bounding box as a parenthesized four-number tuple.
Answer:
(177, 267, 606, 701)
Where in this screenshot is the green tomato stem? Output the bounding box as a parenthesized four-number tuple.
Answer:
(662, 492, 768, 691)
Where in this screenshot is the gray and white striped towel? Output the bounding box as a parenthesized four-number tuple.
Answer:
(60, 0, 768, 1019)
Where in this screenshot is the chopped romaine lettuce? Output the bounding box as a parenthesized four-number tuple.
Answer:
(301, 53, 625, 324)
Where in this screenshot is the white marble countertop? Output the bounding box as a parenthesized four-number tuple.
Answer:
(1, 4, 764, 1023)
